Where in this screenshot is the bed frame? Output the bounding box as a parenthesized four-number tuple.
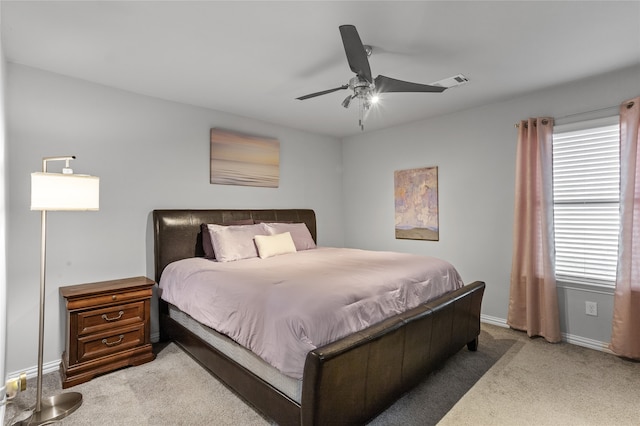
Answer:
(153, 209, 485, 425)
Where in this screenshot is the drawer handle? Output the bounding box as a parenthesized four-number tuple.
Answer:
(102, 311, 124, 322)
(102, 335, 125, 347)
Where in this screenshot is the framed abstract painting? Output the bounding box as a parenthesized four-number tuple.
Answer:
(210, 128, 280, 188)
(394, 166, 439, 241)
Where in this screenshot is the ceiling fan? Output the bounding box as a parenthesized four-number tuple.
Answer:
(296, 25, 467, 131)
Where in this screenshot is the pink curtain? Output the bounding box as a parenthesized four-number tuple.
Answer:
(508, 117, 561, 343)
(610, 96, 640, 360)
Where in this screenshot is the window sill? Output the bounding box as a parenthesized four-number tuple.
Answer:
(556, 278, 615, 295)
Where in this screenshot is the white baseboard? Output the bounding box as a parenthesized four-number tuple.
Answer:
(481, 314, 509, 328)
(481, 314, 611, 354)
(7, 358, 60, 381)
(562, 332, 613, 354)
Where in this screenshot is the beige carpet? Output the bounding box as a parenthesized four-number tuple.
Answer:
(5, 344, 270, 426)
(439, 326, 640, 426)
(4, 324, 639, 425)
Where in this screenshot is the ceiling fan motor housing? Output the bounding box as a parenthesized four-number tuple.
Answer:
(349, 76, 375, 103)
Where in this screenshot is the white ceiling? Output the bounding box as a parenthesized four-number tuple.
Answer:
(2, 1, 640, 138)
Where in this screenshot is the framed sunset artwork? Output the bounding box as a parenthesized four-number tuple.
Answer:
(394, 166, 439, 241)
(210, 128, 280, 188)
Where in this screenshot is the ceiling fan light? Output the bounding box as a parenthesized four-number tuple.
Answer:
(341, 95, 353, 109)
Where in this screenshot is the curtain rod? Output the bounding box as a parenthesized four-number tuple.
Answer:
(514, 118, 552, 129)
(514, 103, 622, 128)
(555, 104, 620, 121)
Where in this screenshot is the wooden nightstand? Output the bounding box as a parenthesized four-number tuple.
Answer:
(59, 276, 156, 388)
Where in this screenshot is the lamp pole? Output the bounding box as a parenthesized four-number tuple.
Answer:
(25, 156, 85, 425)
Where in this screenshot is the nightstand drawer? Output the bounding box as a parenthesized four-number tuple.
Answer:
(77, 323, 146, 363)
(66, 288, 152, 311)
(77, 302, 145, 336)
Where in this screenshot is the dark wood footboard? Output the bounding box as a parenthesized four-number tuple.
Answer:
(301, 281, 485, 425)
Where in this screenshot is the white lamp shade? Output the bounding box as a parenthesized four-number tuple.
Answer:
(31, 172, 100, 211)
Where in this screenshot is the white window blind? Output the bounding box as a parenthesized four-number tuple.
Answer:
(552, 116, 620, 287)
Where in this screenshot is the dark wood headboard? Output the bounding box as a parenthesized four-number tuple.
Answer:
(152, 209, 316, 283)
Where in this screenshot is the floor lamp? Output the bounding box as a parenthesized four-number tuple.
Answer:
(26, 156, 99, 425)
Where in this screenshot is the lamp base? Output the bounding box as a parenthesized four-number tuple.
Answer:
(20, 392, 83, 425)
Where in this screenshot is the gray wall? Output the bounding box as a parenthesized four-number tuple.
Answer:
(341, 64, 640, 348)
(5, 64, 344, 374)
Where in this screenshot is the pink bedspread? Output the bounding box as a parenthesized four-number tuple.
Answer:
(159, 247, 464, 379)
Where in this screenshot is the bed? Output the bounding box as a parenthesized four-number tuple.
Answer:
(153, 209, 485, 425)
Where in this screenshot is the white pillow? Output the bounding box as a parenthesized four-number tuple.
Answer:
(262, 222, 316, 251)
(207, 223, 269, 262)
(254, 232, 297, 259)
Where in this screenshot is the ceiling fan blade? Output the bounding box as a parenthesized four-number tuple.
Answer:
(339, 25, 373, 84)
(296, 85, 349, 100)
(374, 75, 447, 94)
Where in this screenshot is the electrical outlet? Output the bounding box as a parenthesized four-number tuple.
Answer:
(585, 301, 598, 316)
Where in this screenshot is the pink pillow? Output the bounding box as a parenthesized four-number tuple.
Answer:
(207, 223, 269, 262)
(262, 222, 316, 251)
(201, 219, 254, 259)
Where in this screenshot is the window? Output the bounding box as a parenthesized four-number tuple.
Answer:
(552, 116, 620, 287)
